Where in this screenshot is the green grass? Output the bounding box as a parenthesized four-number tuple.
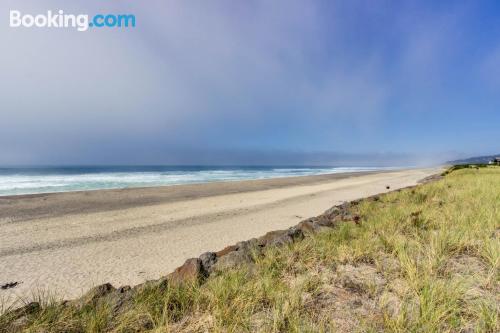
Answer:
(1, 166, 499, 332)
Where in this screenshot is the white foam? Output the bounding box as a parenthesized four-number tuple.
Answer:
(0, 167, 395, 196)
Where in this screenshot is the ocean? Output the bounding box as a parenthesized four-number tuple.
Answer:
(0, 166, 391, 196)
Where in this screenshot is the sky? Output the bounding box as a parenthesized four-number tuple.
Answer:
(1, 0, 499, 166)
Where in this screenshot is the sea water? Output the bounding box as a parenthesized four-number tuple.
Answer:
(0, 166, 392, 196)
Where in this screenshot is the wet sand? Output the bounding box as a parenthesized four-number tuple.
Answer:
(0, 168, 440, 305)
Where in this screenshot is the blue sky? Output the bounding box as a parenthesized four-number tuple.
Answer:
(1, 0, 499, 165)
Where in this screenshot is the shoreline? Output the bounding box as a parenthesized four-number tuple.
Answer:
(0, 168, 441, 305)
(0, 170, 392, 223)
(0, 167, 398, 199)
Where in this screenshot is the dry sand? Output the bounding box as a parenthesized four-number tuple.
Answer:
(0, 168, 440, 305)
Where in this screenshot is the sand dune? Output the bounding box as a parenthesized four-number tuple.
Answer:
(0, 168, 440, 305)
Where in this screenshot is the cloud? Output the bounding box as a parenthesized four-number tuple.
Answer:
(0, 0, 498, 165)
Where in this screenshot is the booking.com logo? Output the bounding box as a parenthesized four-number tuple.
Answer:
(9, 10, 136, 32)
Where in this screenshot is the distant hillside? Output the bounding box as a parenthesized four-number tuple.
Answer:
(447, 154, 500, 165)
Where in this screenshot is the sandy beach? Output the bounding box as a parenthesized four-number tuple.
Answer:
(0, 168, 440, 305)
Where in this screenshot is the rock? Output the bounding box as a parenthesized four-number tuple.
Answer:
(258, 227, 303, 247)
(211, 241, 256, 272)
(6, 302, 40, 318)
(315, 214, 335, 226)
(297, 220, 322, 234)
(2, 302, 40, 331)
(69, 284, 135, 316)
(133, 277, 168, 294)
(342, 214, 354, 222)
(199, 252, 217, 272)
(117, 285, 131, 293)
(258, 230, 288, 246)
(297, 218, 334, 234)
(80, 283, 116, 306)
(212, 249, 253, 272)
(297, 219, 317, 233)
(418, 174, 443, 184)
(167, 258, 205, 286)
(319, 214, 340, 227)
(291, 200, 367, 234)
(287, 226, 305, 242)
(239, 239, 259, 250)
(324, 205, 342, 217)
(216, 244, 238, 257)
(68, 282, 136, 314)
(106, 286, 135, 315)
(324, 202, 357, 224)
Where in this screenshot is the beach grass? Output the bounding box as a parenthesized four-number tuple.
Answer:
(1, 166, 499, 332)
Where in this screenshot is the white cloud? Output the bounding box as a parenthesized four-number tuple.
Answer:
(0, 0, 497, 164)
